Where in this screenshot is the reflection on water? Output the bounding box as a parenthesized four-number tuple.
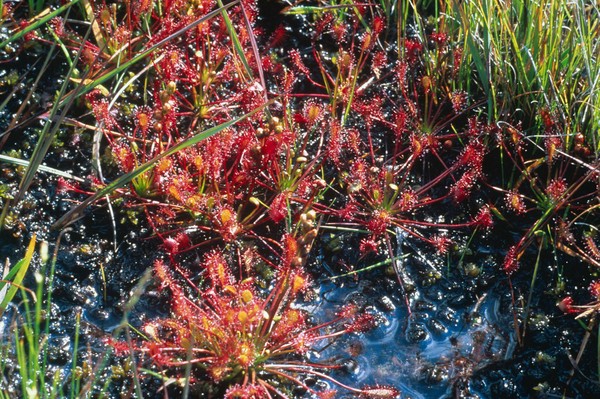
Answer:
(308, 264, 511, 398)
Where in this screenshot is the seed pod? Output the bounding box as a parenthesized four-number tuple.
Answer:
(292, 256, 304, 267)
(313, 179, 327, 189)
(255, 127, 266, 138)
(269, 116, 279, 128)
(166, 81, 177, 94)
(302, 228, 318, 243)
(159, 90, 170, 103)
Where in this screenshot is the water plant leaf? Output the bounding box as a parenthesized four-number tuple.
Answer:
(0, 234, 36, 316)
(69, 0, 240, 104)
(52, 99, 275, 229)
(0, 0, 81, 49)
(10, 0, 241, 214)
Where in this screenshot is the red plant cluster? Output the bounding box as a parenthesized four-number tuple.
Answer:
(142, 234, 390, 397)
(42, 2, 500, 394)
(494, 120, 600, 275)
(12, 0, 596, 396)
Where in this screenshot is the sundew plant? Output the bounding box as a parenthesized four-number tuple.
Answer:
(0, 0, 599, 398)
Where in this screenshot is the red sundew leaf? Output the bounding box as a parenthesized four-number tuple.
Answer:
(367, 210, 390, 236)
(372, 50, 387, 78)
(585, 236, 600, 261)
(302, 100, 326, 127)
(359, 238, 378, 256)
(372, 16, 386, 36)
(338, 202, 358, 221)
(261, 136, 280, 164)
(205, 250, 235, 289)
(327, 122, 344, 165)
(503, 245, 520, 275)
(269, 192, 288, 223)
(289, 49, 310, 76)
(467, 117, 480, 137)
(458, 140, 486, 170)
(544, 136, 563, 163)
(430, 235, 452, 255)
(224, 383, 269, 399)
(589, 280, 600, 299)
(49, 17, 65, 37)
(317, 389, 338, 399)
(403, 38, 423, 62)
(268, 25, 288, 49)
(104, 337, 131, 356)
(505, 190, 526, 215)
(451, 169, 478, 203)
(558, 296, 579, 314)
(294, 112, 308, 124)
(540, 108, 557, 131)
(472, 206, 494, 230)
(270, 309, 307, 344)
(546, 178, 568, 202)
(429, 32, 448, 46)
(345, 313, 377, 333)
(451, 90, 468, 114)
(283, 234, 299, 266)
(336, 303, 359, 319)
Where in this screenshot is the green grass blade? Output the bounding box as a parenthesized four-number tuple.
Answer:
(216, 0, 254, 83)
(0, 234, 36, 316)
(0, 154, 84, 182)
(0, 0, 81, 49)
(11, 16, 94, 205)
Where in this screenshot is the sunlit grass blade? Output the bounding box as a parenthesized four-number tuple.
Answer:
(325, 257, 395, 281)
(216, 0, 256, 85)
(0, 154, 84, 182)
(0, 234, 36, 316)
(0, 0, 81, 49)
(11, 23, 92, 205)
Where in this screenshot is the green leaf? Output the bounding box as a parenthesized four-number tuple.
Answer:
(0, 234, 36, 316)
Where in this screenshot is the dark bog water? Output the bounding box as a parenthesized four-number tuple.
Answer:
(299, 228, 600, 399)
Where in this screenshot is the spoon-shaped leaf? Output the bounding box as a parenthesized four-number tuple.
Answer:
(52, 98, 275, 229)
